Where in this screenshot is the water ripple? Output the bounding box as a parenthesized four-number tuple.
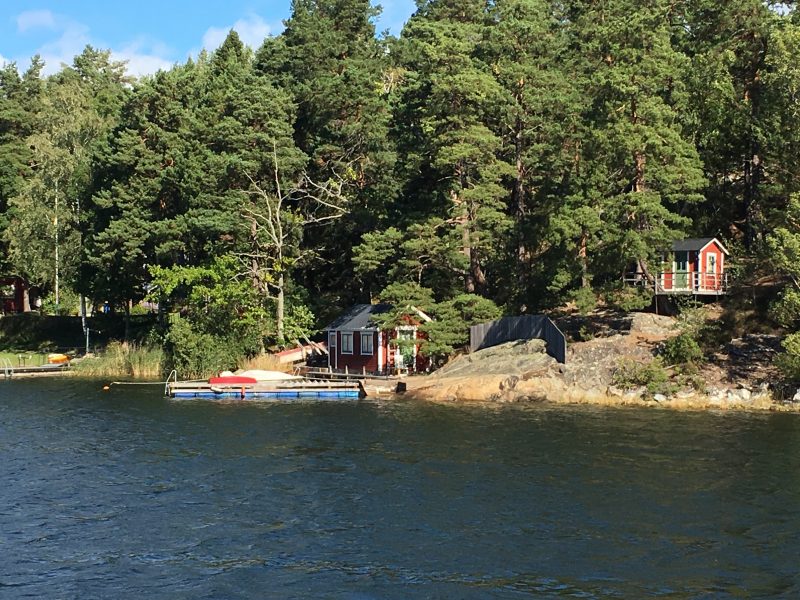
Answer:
(1, 381, 800, 598)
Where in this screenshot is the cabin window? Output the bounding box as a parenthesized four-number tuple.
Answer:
(361, 333, 374, 355)
(328, 331, 337, 349)
(707, 253, 717, 273)
(341, 332, 353, 354)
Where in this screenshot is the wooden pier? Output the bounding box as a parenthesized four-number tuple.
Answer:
(166, 378, 364, 400)
(2, 362, 69, 379)
(302, 368, 403, 396)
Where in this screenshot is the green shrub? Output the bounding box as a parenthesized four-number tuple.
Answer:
(770, 289, 800, 328)
(163, 316, 239, 379)
(674, 363, 706, 392)
(662, 332, 704, 365)
(777, 332, 800, 381)
(612, 358, 674, 397)
(570, 286, 597, 315)
(601, 283, 653, 312)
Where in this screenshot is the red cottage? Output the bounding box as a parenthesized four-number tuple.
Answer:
(657, 238, 729, 295)
(323, 304, 432, 375)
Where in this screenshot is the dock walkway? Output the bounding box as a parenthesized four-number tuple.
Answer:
(167, 378, 364, 400)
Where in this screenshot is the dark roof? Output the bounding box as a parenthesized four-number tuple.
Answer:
(324, 303, 393, 331)
(671, 238, 722, 252)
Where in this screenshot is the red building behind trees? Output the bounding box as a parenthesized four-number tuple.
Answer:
(0, 277, 29, 314)
(323, 304, 432, 375)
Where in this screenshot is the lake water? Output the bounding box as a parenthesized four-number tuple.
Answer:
(1, 379, 800, 598)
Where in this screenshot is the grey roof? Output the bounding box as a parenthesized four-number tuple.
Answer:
(671, 238, 720, 252)
(324, 303, 393, 331)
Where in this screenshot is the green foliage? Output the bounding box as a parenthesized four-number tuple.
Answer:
(770, 289, 800, 328)
(602, 283, 653, 312)
(162, 315, 237, 379)
(662, 333, 704, 365)
(421, 294, 502, 363)
(3, 0, 800, 371)
(148, 255, 269, 360)
(767, 195, 800, 327)
(612, 358, 674, 397)
(674, 303, 708, 338)
(283, 303, 316, 344)
(777, 332, 800, 381)
(570, 287, 597, 316)
(673, 363, 707, 393)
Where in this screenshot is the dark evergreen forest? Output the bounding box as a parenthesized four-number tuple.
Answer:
(2, 0, 800, 373)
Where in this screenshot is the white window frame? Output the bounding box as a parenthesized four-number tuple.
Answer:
(706, 252, 717, 274)
(341, 332, 354, 354)
(360, 332, 374, 355)
(328, 331, 337, 348)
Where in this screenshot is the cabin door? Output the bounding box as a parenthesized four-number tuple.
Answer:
(705, 252, 717, 290)
(674, 251, 689, 289)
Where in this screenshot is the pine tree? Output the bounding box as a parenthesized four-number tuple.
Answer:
(565, 0, 705, 285)
(0, 57, 44, 274)
(481, 0, 582, 307)
(256, 0, 398, 310)
(6, 48, 128, 308)
(393, 0, 513, 295)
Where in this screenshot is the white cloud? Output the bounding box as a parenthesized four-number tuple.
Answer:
(201, 14, 273, 51)
(36, 19, 92, 75)
(17, 9, 58, 33)
(112, 38, 175, 77)
(13, 11, 175, 78)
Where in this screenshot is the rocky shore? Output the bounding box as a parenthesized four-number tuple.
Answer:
(404, 313, 800, 412)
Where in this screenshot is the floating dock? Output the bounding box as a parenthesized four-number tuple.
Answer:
(166, 378, 364, 400)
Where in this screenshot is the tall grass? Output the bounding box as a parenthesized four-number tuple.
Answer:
(237, 353, 291, 373)
(71, 341, 163, 379)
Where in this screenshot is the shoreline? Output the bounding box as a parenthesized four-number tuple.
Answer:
(402, 373, 800, 413)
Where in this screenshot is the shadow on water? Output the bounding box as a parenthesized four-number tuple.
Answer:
(1, 379, 800, 598)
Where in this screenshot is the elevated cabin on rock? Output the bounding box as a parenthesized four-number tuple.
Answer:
(323, 303, 432, 375)
(627, 238, 730, 296)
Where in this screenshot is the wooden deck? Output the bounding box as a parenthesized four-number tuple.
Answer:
(2, 362, 69, 379)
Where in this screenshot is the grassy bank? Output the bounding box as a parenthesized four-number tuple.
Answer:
(0, 351, 50, 367)
(70, 342, 163, 379)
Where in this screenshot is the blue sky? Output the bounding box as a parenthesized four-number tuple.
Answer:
(0, 1, 416, 77)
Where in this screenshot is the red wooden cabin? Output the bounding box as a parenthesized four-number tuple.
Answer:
(323, 303, 432, 375)
(0, 277, 28, 314)
(656, 238, 729, 295)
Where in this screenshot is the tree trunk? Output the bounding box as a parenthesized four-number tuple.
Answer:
(578, 230, 589, 288)
(463, 222, 475, 293)
(124, 300, 131, 342)
(276, 272, 285, 344)
(513, 114, 527, 292)
(743, 149, 760, 249)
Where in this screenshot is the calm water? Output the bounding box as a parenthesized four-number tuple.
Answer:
(1, 380, 800, 599)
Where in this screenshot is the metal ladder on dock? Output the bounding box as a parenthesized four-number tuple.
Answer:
(2, 358, 13, 380)
(164, 370, 177, 395)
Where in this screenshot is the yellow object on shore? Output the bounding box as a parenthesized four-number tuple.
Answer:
(47, 353, 69, 364)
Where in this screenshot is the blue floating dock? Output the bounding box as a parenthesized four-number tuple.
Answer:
(167, 379, 364, 401)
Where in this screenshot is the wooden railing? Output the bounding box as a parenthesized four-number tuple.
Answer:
(625, 272, 729, 294)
